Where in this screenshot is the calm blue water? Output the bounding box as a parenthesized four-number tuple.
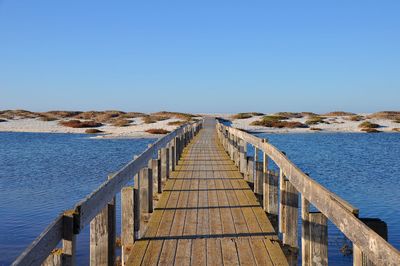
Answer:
(0, 132, 399, 265)
(253, 132, 400, 265)
(0, 132, 155, 265)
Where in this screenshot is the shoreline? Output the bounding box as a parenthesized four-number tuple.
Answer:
(1, 112, 399, 138)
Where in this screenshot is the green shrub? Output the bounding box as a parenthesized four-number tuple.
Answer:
(358, 121, 380, 129)
(167, 120, 186, 126)
(323, 111, 356, 116)
(111, 119, 131, 127)
(347, 115, 364, 121)
(59, 120, 103, 128)
(145, 128, 170, 134)
(361, 128, 381, 133)
(85, 129, 104, 134)
(305, 116, 325, 125)
(232, 113, 253, 119)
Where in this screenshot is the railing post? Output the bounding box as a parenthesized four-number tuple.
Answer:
(254, 161, 263, 196)
(282, 179, 298, 248)
(354, 218, 388, 266)
(155, 153, 162, 193)
(246, 156, 254, 183)
(264, 142, 279, 231)
(301, 196, 311, 266)
(43, 211, 77, 266)
(89, 174, 116, 266)
(174, 137, 179, 165)
(239, 139, 247, 174)
(308, 212, 328, 266)
(279, 169, 286, 235)
(133, 186, 140, 240)
(234, 136, 240, 167)
(161, 147, 169, 181)
(170, 142, 175, 172)
(121, 186, 134, 265)
(62, 211, 76, 266)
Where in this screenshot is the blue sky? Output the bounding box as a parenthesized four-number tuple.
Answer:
(1, 1, 399, 113)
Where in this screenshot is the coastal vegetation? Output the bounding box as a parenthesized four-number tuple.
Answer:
(145, 128, 170, 134)
(59, 120, 103, 128)
(359, 121, 381, 133)
(346, 115, 365, 121)
(368, 111, 400, 120)
(111, 119, 132, 127)
(305, 116, 326, 125)
(167, 120, 186, 126)
(359, 121, 380, 129)
(274, 112, 303, 118)
(231, 112, 264, 119)
(251, 115, 308, 128)
(85, 129, 104, 134)
(323, 111, 356, 116)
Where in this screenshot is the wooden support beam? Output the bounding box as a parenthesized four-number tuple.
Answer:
(170, 144, 175, 172)
(254, 161, 263, 195)
(354, 218, 388, 266)
(61, 211, 76, 266)
(133, 187, 140, 240)
(121, 186, 134, 265)
(246, 156, 254, 183)
(239, 139, 247, 174)
(175, 136, 180, 161)
(254, 146, 259, 162)
(279, 169, 286, 235)
(139, 167, 152, 214)
(309, 212, 328, 266)
(301, 196, 311, 266)
(161, 148, 170, 181)
(89, 175, 116, 266)
(42, 211, 76, 266)
(283, 180, 298, 249)
(42, 250, 62, 266)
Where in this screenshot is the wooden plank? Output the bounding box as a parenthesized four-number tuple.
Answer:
(249, 238, 274, 266)
(207, 238, 223, 266)
(221, 238, 240, 266)
(121, 186, 134, 265)
(309, 212, 328, 266)
(236, 238, 257, 265)
(301, 195, 311, 266)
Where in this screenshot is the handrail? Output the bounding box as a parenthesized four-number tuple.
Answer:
(216, 120, 400, 265)
(74, 121, 200, 231)
(12, 120, 203, 266)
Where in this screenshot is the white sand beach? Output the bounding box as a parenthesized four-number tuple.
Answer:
(1, 112, 399, 138)
(0, 117, 188, 138)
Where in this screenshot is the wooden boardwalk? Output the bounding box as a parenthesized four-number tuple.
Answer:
(126, 119, 288, 265)
(15, 118, 399, 266)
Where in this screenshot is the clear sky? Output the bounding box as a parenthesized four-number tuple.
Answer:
(1, 1, 399, 113)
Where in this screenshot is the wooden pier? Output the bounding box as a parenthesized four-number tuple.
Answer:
(13, 118, 400, 266)
(125, 118, 287, 265)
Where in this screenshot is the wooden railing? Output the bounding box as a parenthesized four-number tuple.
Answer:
(216, 120, 400, 266)
(12, 120, 203, 266)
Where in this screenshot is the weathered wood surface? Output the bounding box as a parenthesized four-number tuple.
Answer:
(218, 122, 400, 265)
(74, 122, 201, 231)
(126, 118, 288, 265)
